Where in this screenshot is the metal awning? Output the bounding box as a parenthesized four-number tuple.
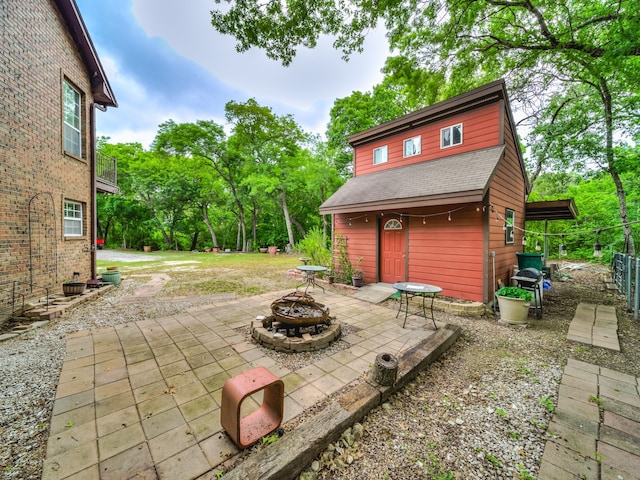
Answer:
(525, 199, 578, 221)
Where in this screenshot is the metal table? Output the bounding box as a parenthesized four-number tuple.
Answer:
(392, 282, 442, 329)
(296, 265, 327, 293)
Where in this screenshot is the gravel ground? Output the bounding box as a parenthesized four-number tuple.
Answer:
(0, 261, 638, 480)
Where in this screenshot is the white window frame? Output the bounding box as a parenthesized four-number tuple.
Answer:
(64, 200, 83, 237)
(440, 123, 462, 149)
(505, 208, 515, 245)
(373, 145, 388, 165)
(403, 135, 421, 157)
(63, 80, 82, 157)
(384, 219, 403, 230)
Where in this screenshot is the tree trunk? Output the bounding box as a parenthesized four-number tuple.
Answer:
(280, 189, 295, 248)
(200, 205, 219, 248)
(600, 77, 635, 256)
(190, 230, 199, 251)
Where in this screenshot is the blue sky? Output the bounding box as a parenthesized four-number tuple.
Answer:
(76, 0, 388, 148)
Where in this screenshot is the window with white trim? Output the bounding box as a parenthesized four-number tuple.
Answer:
(441, 123, 462, 148)
(64, 200, 83, 237)
(505, 209, 514, 244)
(63, 80, 82, 157)
(373, 145, 388, 165)
(403, 136, 421, 157)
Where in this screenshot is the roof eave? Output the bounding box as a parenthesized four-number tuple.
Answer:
(319, 189, 486, 215)
(348, 79, 507, 147)
(55, 0, 117, 108)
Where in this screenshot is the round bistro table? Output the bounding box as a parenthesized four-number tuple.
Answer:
(296, 265, 328, 293)
(392, 282, 442, 329)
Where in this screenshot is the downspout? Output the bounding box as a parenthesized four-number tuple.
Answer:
(89, 103, 101, 280)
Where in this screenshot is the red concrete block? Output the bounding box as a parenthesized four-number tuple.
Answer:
(220, 366, 284, 448)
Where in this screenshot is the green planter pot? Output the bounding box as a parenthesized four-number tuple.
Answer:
(102, 270, 122, 286)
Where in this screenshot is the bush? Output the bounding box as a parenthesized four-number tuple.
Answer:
(296, 227, 331, 267)
(496, 286, 533, 301)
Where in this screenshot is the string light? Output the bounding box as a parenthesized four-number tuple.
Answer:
(348, 218, 352, 226)
(422, 217, 426, 225)
(535, 239, 541, 251)
(365, 215, 368, 223)
(560, 235, 567, 256)
(522, 235, 527, 246)
(448, 212, 452, 221)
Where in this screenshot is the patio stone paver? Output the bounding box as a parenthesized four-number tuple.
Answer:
(567, 303, 620, 351)
(539, 359, 640, 480)
(44, 285, 453, 480)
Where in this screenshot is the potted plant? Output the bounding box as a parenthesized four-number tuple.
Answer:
(351, 268, 364, 287)
(495, 286, 533, 324)
(63, 273, 86, 296)
(351, 257, 364, 287)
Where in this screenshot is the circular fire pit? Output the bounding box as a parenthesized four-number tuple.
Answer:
(251, 291, 341, 352)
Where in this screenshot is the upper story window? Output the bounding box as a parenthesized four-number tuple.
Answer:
(63, 80, 82, 157)
(64, 200, 83, 236)
(403, 136, 421, 157)
(373, 145, 388, 165)
(441, 123, 462, 148)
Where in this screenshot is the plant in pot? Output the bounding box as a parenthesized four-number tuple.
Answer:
(495, 286, 533, 324)
(351, 268, 364, 287)
(62, 272, 86, 296)
(351, 257, 364, 287)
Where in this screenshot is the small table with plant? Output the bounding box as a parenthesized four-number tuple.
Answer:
(392, 282, 442, 329)
(296, 265, 328, 293)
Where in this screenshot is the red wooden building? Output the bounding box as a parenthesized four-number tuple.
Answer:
(319, 79, 529, 304)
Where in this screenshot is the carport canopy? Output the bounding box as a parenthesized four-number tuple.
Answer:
(525, 199, 578, 221)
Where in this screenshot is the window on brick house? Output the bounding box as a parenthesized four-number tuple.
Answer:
(441, 123, 462, 148)
(63, 81, 82, 157)
(64, 200, 83, 236)
(373, 145, 388, 165)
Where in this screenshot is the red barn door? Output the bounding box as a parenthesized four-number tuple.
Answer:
(380, 218, 404, 283)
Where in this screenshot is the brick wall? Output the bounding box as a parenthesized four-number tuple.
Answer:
(1, 0, 95, 317)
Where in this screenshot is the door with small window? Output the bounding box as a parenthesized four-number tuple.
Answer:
(380, 218, 405, 283)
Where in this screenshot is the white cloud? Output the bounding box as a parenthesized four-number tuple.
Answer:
(130, 0, 387, 112)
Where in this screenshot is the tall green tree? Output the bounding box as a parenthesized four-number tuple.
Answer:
(226, 99, 310, 249)
(153, 119, 254, 251)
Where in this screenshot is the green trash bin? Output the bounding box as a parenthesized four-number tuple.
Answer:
(516, 252, 543, 271)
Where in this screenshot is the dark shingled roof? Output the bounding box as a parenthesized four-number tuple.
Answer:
(320, 145, 506, 215)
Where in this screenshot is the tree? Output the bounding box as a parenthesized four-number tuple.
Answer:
(211, 0, 640, 254)
(226, 99, 310, 249)
(154, 119, 253, 251)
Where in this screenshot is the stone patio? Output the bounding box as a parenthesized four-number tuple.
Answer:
(42, 288, 456, 480)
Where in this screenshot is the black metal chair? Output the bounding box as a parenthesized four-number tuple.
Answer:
(512, 267, 543, 319)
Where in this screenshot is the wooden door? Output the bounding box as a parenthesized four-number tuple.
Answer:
(380, 219, 404, 283)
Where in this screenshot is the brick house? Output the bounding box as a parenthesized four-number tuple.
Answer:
(320, 80, 529, 305)
(0, 0, 117, 320)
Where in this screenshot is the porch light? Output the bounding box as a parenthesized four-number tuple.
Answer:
(593, 230, 602, 258)
(560, 235, 567, 256)
(535, 239, 541, 251)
